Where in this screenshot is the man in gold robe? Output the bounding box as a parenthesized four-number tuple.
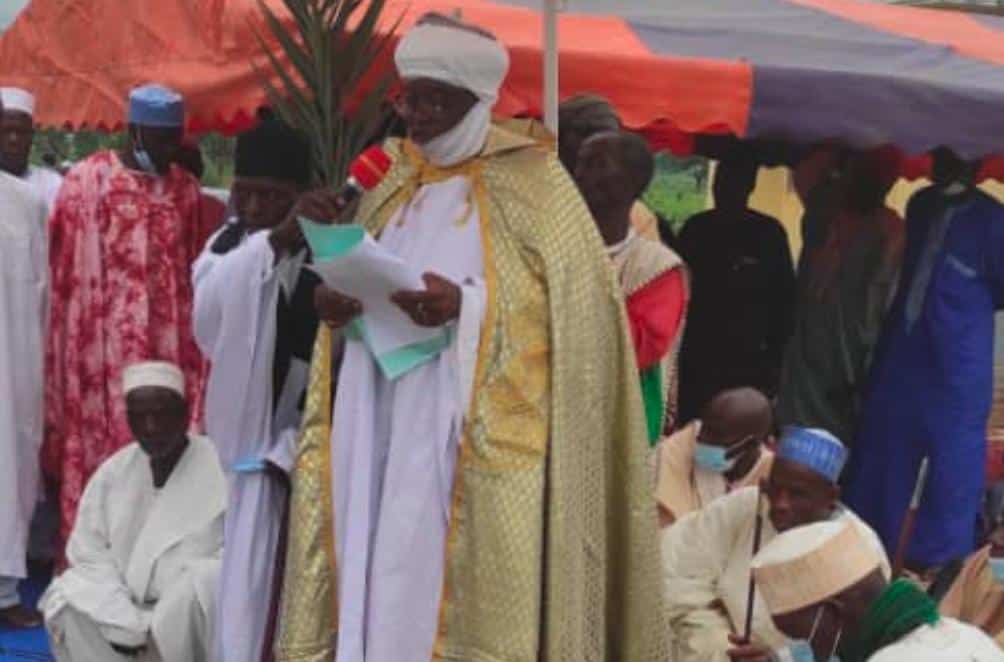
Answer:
(275, 14, 665, 662)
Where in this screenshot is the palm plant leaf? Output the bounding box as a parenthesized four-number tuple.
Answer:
(253, 0, 397, 187)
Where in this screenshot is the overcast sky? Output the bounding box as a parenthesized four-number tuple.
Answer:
(0, 0, 27, 29)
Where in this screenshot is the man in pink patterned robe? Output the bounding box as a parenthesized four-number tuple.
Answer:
(43, 84, 215, 554)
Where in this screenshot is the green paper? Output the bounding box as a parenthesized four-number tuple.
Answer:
(346, 317, 450, 381)
(298, 219, 364, 261)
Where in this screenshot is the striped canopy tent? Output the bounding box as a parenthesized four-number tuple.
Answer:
(2, 0, 1004, 170)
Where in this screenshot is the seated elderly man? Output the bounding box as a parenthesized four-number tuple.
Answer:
(662, 426, 889, 661)
(40, 361, 225, 662)
(753, 520, 1004, 661)
(655, 387, 775, 528)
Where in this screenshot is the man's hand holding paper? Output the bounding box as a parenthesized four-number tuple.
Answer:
(391, 273, 461, 327)
(301, 219, 454, 379)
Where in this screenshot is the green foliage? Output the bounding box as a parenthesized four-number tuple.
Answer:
(30, 128, 235, 188)
(254, 0, 400, 187)
(30, 128, 126, 167)
(642, 152, 711, 234)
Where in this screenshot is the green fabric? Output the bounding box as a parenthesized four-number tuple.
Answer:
(640, 364, 664, 446)
(346, 317, 450, 380)
(298, 219, 364, 261)
(840, 579, 940, 662)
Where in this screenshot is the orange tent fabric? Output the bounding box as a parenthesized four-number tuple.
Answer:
(0, 0, 750, 137)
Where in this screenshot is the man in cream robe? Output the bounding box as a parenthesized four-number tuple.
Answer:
(192, 114, 316, 662)
(655, 388, 775, 528)
(276, 14, 666, 662)
(662, 427, 889, 660)
(0, 157, 48, 628)
(41, 362, 224, 662)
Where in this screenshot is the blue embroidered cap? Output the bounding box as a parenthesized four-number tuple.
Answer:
(777, 426, 848, 483)
(128, 83, 185, 127)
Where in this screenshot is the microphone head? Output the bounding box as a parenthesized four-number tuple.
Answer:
(350, 145, 393, 191)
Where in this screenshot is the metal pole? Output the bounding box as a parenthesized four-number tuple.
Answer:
(543, 0, 561, 133)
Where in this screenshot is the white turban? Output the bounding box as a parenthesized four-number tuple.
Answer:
(1, 87, 35, 116)
(394, 21, 510, 105)
(123, 361, 186, 398)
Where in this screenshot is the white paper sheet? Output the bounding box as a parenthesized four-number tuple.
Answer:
(301, 221, 445, 358)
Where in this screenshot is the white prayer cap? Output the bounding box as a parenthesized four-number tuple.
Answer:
(752, 520, 882, 616)
(394, 17, 510, 105)
(1, 87, 35, 116)
(123, 361, 185, 398)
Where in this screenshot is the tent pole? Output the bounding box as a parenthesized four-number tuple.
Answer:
(543, 0, 560, 133)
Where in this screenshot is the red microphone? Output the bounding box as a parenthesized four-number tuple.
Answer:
(334, 145, 393, 209)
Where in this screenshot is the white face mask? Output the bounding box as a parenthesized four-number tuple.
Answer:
(771, 605, 842, 662)
(418, 101, 491, 167)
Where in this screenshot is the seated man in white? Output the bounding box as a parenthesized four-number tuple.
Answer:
(40, 361, 225, 662)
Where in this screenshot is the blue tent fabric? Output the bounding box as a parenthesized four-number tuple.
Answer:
(0, 570, 52, 661)
(500, 0, 1004, 158)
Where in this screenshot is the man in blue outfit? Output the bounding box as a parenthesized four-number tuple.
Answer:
(846, 147, 1004, 572)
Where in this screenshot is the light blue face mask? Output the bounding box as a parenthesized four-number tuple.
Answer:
(133, 147, 158, 175)
(989, 557, 1004, 583)
(132, 132, 160, 175)
(694, 442, 737, 474)
(770, 606, 842, 662)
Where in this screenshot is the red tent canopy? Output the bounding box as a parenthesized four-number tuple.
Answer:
(0, 0, 748, 138)
(5, 0, 1004, 178)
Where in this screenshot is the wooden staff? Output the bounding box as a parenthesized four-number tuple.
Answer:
(742, 487, 767, 642)
(892, 456, 931, 578)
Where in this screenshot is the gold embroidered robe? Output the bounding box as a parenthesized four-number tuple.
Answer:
(275, 126, 667, 662)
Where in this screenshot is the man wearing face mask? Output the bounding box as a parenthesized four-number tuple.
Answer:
(43, 83, 215, 559)
(655, 387, 775, 528)
(277, 14, 667, 662)
(846, 147, 1004, 577)
(752, 520, 1004, 661)
(662, 427, 889, 662)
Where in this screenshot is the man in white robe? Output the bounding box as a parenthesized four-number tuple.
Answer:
(40, 361, 225, 662)
(662, 426, 890, 661)
(0, 119, 48, 628)
(753, 520, 1004, 661)
(314, 29, 493, 656)
(0, 87, 62, 212)
(192, 113, 318, 662)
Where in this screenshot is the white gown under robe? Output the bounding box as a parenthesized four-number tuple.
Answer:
(661, 486, 890, 660)
(192, 227, 309, 662)
(332, 175, 486, 662)
(869, 617, 1004, 661)
(24, 164, 63, 213)
(0, 171, 48, 583)
(40, 436, 225, 662)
